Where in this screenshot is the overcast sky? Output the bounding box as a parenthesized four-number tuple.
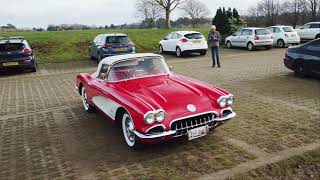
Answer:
(0, 0, 260, 28)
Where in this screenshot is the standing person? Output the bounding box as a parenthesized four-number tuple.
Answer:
(208, 25, 221, 68)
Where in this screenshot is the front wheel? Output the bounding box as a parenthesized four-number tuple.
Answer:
(81, 87, 95, 113)
(121, 111, 143, 149)
(226, 41, 232, 49)
(200, 51, 207, 56)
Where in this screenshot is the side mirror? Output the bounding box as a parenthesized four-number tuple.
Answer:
(99, 73, 107, 80)
(90, 41, 94, 45)
(300, 27, 304, 29)
(232, 33, 237, 36)
(163, 37, 168, 40)
(169, 66, 174, 73)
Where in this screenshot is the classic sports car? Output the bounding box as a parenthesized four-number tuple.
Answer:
(75, 53, 236, 149)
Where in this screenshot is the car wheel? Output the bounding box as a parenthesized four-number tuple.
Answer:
(121, 110, 143, 149)
(200, 51, 207, 56)
(159, 45, 164, 54)
(247, 42, 254, 51)
(31, 67, 37, 72)
(226, 41, 232, 48)
(277, 39, 285, 48)
(294, 61, 307, 78)
(81, 87, 95, 112)
(97, 53, 102, 62)
(176, 47, 183, 57)
(316, 34, 320, 39)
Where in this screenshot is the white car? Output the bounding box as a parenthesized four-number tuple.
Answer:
(295, 22, 320, 41)
(225, 28, 273, 51)
(267, 26, 300, 47)
(159, 31, 208, 57)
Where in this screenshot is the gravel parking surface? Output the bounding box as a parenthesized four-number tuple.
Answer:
(0, 48, 319, 179)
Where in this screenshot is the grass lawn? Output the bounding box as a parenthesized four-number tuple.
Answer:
(0, 28, 210, 64)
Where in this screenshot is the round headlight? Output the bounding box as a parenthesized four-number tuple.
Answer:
(218, 97, 227, 108)
(144, 113, 155, 124)
(227, 96, 234, 105)
(155, 111, 166, 122)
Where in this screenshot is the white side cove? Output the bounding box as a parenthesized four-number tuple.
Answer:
(92, 96, 122, 120)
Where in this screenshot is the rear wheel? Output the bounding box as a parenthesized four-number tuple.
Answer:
(200, 51, 207, 56)
(120, 110, 143, 149)
(247, 42, 254, 51)
(81, 87, 95, 112)
(294, 61, 307, 78)
(316, 34, 320, 39)
(277, 39, 285, 48)
(226, 41, 232, 49)
(176, 47, 183, 57)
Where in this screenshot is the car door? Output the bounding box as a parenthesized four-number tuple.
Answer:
(298, 24, 311, 39)
(273, 27, 282, 44)
(240, 29, 253, 47)
(91, 35, 101, 58)
(161, 33, 173, 52)
(305, 40, 320, 74)
(230, 30, 243, 47)
(169, 33, 181, 51)
(309, 23, 320, 39)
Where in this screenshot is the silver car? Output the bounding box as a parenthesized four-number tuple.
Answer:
(225, 28, 273, 51)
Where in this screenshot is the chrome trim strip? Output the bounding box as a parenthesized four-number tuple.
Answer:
(169, 111, 218, 128)
(134, 130, 176, 139)
(146, 124, 166, 133)
(214, 112, 236, 121)
(74, 84, 79, 90)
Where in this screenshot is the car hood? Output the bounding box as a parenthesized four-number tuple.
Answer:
(112, 75, 229, 121)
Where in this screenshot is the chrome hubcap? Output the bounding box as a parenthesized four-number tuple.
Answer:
(177, 48, 181, 56)
(82, 89, 89, 110)
(125, 116, 135, 143)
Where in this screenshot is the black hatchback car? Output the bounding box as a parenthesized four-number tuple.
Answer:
(0, 36, 36, 72)
(284, 39, 320, 77)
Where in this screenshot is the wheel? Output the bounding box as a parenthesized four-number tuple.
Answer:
(31, 67, 37, 72)
(247, 42, 254, 51)
(226, 41, 232, 48)
(89, 49, 95, 60)
(81, 87, 95, 112)
(277, 39, 285, 48)
(120, 110, 143, 149)
(176, 47, 183, 57)
(316, 34, 320, 39)
(200, 51, 207, 56)
(97, 53, 102, 62)
(294, 61, 307, 78)
(159, 45, 164, 54)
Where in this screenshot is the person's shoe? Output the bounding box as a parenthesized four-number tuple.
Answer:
(211, 65, 215, 68)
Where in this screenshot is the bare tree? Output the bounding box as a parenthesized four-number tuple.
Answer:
(282, 0, 305, 28)
(257, 0, 281, 26)
(136, 0, 162, 22)
(181, 0, 210, 28)
(147, 0, 186, 29)
(304, 0, 320, 21)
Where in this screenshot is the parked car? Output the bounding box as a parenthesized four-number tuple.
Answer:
(284, 39, 320, 77)
(267, 25, 300, 47)
(75, 53, 236, 149)
(225, 27, 273, 51)
(159, 31, 208, 57)
(295, 22, 320, 41)
(89, 33, 135, 61)
(0, 36, 36, 72)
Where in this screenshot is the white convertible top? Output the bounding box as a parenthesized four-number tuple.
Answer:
(93, 53, 164, 78)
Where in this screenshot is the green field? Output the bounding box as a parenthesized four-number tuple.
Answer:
(0, 28, 209, 64)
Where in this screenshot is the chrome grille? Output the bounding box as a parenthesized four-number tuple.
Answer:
(171, 113, 217, 137)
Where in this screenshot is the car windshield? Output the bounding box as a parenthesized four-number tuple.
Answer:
(106, 36, 129, 43)
(255, 29, 271, 35)
(108, 56, 170, 82)
(0, 43, 25, 52)
(283, 27, 294, 32)
(184, 33, 204, 39)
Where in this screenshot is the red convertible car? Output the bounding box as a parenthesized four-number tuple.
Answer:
(75, 53, 236, 149)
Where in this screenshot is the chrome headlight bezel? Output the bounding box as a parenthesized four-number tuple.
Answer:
(144, 113, 155, 125)
(155, 111, 166, 122)
(217, 97, 227, 108)
(227, 95, 234, 105)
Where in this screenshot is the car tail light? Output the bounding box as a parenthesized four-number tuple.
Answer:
(22, 48, 32, 54)
(102, 44, 112, 49)
(254, 36, 259, 40)
(285, 34, 289, 38)
(285, 49, 288, 57)
(180, 38, 188, 43)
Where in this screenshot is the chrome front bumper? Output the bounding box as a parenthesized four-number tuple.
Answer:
(134, 112, 236, 139)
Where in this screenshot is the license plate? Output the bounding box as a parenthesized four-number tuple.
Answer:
(2, 62, 19, 67)
(192, 40, 202, 43)
(115, 47, 127, 52)
(188, 126, 209, 140)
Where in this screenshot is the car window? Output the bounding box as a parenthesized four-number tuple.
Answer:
(107, 57, 170, 82)
(267, 27, 274, 33)
(242, 29, 252, 36)
(98, 64, 109, 80)
(306, 40, 320, 51)
(93, 36, 100, 43)
(184, 33, 204, 39)
(274, 27, 281, 33)
(283, 27, 294, 32)
(255, 29, 271, 35)
(303, 24, 311, 29)
(106, 36, 129, 43)
(172, 33, 180, 39)
(0, 43, 25, 52)
(165, 33, 173, 40)
(310, 23, 320, 28)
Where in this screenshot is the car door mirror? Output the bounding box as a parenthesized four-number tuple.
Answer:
(90, 41, 94, 45)
(163, 37, 168, 40)
(300, 27, 304, 30)
(169, 66, 174, 73)
(232, 33, 237, 36)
